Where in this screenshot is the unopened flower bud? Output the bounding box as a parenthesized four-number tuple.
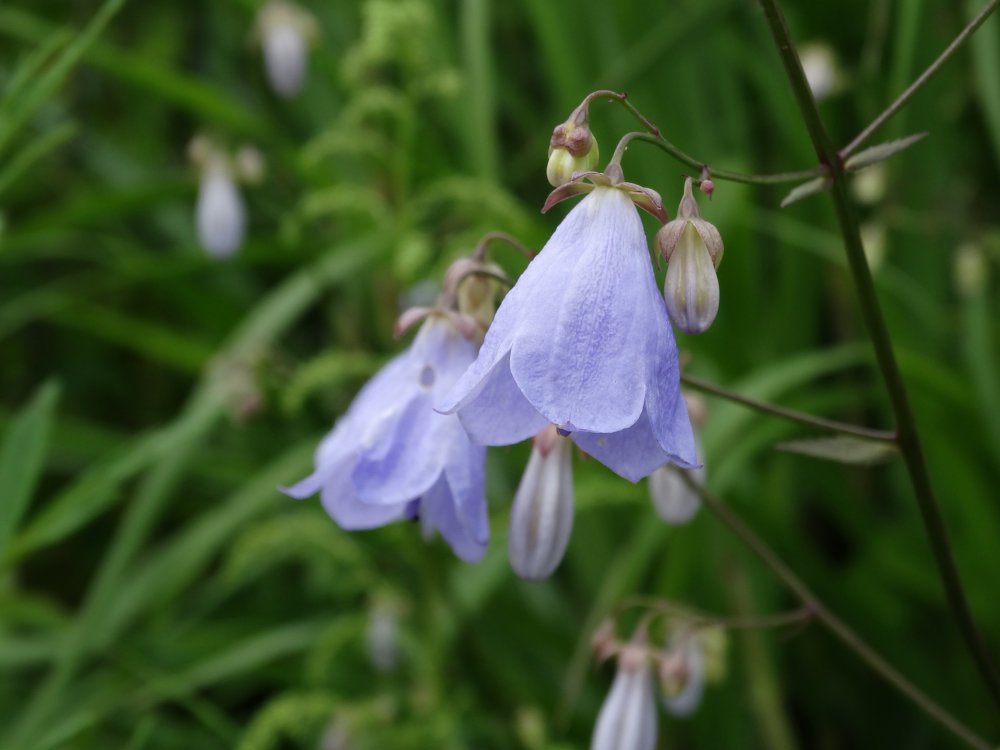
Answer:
(699, 178, 715, 197)
(258, 1, 317, 98)
(649, 461, 704, 525)
(658, 178, 724, 334)
(508, 426, 574, 580)
(591, 642, 657, 750)
(547, 118, 600, 187)
(196, 158, 246, 259)
(235, 145, 266, 184)
(658, 637, 705, 717)
(366, 601, 400, 673)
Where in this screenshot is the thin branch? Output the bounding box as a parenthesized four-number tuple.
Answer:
(683, 474, 995, 750)
(681, 373, 897, 443)
(841, 0, 1000, 157)
(588, 91, 826, 185)
(757, 0, 1000, 712)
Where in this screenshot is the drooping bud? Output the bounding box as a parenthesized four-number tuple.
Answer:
(658, 177, 724, 334)
(508, 426, 574, 580)
(649, 460, 704, 525)
(196, 156, 246, 259)
(590, 640, 657, 750)
(546, 109, 600, 187)
(658, 635, 705, 717)
(257, 1, 318, 98)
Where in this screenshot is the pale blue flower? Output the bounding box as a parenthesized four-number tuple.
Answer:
(438, 186, 698, 481)
(283, 317, 488, 562)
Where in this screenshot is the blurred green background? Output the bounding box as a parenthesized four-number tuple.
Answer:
(2, 0, 999, 748)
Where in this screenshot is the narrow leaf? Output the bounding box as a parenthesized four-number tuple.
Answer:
(845, 132, 928, 172)
(0, 381, 60, 556)
(779, 176, 832, 208)
(775, 435, 898, 465)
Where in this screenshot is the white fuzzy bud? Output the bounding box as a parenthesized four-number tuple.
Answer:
(196, 162, 246, 258)
(366, 604, 400, 673)
(590, 644, 657, 750)
(508, 429, 574, 580)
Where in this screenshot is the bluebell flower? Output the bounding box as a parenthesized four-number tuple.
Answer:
(283, 316, 489, 562)
(438, 184, 698, 481)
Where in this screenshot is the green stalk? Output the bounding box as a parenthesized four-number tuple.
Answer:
(756, 0, 1000, 711)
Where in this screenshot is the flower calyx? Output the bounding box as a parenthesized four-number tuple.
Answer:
(542, 169, 668, 223)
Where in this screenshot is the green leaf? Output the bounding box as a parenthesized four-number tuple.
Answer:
(0, 381, 59, 556)
(779, 175, 832, 208)
(844, 132, 928, 172)
(774, 435, 899, 465)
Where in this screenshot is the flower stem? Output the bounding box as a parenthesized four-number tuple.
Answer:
(588, 90, 825, 185)
(681, 373, 897, 443)
(684, 475, 995, 750)
(757, 0, 1000, 712)
(841, 0, 1000, 157)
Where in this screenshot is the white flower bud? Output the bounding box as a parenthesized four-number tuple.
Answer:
(258, 1, 317, 98)
(591, 644, 657, 750)
(658, 177, 724, 334)
(508, 428, 574, 580)
(649, 461, 704, 525)
(196, 161, 246, 259)
(662, 222, 720, 334)
(659, 637, 705, 717)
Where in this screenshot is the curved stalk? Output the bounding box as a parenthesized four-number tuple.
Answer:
(684, 475, 994, 750)
(757, 0, 1000, 711)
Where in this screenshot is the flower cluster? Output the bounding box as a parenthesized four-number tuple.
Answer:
(589, 615, 730, 750)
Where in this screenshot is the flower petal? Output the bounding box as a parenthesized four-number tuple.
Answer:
(318, 457, 410, 529)
(452, 354, 548, 445)
(509, 187, 652, 433)
(420, 475, 488, 562)
(352, 393, 446, 505)
(573, 408, 675, 482)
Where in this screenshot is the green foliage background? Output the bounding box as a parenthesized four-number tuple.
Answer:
(1, 0, 999, 748)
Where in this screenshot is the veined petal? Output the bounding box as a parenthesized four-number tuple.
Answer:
(573, 408, 676, 483)
(318, 458, 409, 529)
(452, 355, 548, 445)
(510, 187, 653, 433)
(645, 276, 699, 468)
(352, 393, 445, 505)
(441, 418, 489, 546)
(420, 475, 488, 562)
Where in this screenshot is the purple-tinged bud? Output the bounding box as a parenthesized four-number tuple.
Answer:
(196, 157, 246, 259)
(508, 425, 574, 580)
(257, 1, 318, 98)
(547, 116, 600, 187)
(658, 636, 705, 717)
(699, 178, 715, 198)
(591, 641, 657, 750)
(658, 177, 724, 334)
